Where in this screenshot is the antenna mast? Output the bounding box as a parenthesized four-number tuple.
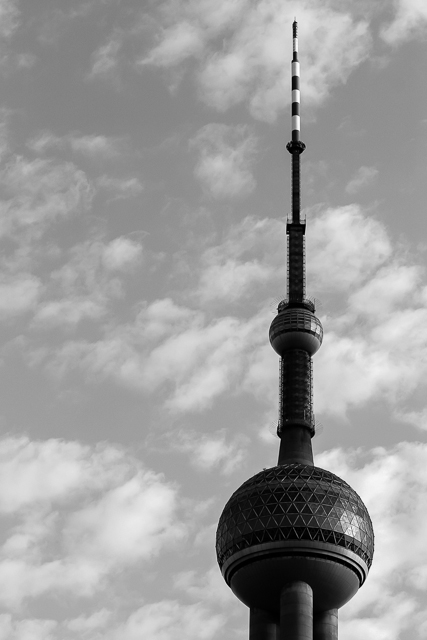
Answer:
(286, 19, 306, 300)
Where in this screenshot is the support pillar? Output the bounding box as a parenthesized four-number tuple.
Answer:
(250, 608, 278, 640)
(313, 609, 338, 640)
(280, 581, 313, 640)
(278, 426, 314, 466)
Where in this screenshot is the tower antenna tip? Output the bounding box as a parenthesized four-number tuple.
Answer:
(292, 19, 298, 39)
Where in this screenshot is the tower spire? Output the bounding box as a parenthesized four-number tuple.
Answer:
(269, 19, 323, 466)
(291, 19, 300, 144)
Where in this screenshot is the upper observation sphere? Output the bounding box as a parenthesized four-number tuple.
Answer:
(216, 463, 374, 614)
(269, 303, 323, 356)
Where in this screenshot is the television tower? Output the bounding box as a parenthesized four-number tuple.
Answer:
(216, 21, 374, 640)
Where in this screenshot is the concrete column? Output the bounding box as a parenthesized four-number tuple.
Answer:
(280, 581, 313, 640)
(278, 426, 314, 466)
(250, 608, 278, 640)
(313, 609, 338, 640)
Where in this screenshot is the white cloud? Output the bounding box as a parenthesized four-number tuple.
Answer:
(380, 0, 427, 44)
(88, 30, 123, 81)
(0, 0, 20, 40)
(174, 566, 235, 606)
(190, 123, 257, 199)
(317, 443, 427, 640)
(34, 298, 106, 326)
(28, 131, 126, 160)
(102, 237, 143, 271)
(174, 430, 248, 474)
(0, 436, 185, 608)
(37, 3, 100, 45)
(143, 20, 204, 67)
(195, 216, 286, 304)
(65, 609, 111, 634)
(139, 0, 247, 68)
(40, 299, 267, 413)
(68, 134, 124, 159)
(24, 203, 427, 423)
(109, 601, 225, 640)
(0, 616, 57, 640)
(142, 1, 370, 120)
(347, 264, 419, 318)
(395, 407, 427, 431)
(345, 165, 379, 195)
(97, 175, 144, 199)
(0, 156, 92, 240)
(0, 274, 41, 317)
(33, 237, 142, 327)
(63, 474, 184, 565)
(27, 132, 60, 154)
(0, 437, 124, 513)
(307, 205, 392, 293)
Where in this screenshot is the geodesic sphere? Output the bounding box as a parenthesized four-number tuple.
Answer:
(216, 464, 374, 613)
(269, 308, 323, 356)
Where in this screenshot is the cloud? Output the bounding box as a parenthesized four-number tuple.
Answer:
(191, 206, 427, 421)
(0, 616, 57, 640)
(0, 436, 124, 513)
(88, 30, 123, 81)
(0, 0, 20, 40)
(28, 131, 126, 160)
(97, 175, 144, 199)
(68, 134, 124, 159)
(109, 601, 225, 640)
(33, 237, 143, 327)
(37, 2, 100, 45)
(190, 123, 257, 199)
(347, 264, 420, 318)
(0, 156, 93, 241)
(193, 205, 391, 306)
(4, 442, 427, 637)
(24, 203, 427, 423)
(345, 165, 379, 195)
(0, 601, 224, 640)
(307, 205, 392, 294)
(0, 274, 41, 318)
(173, 566, 236, 606)
(139, 0, 247, 68)
(39, 298, 267, 413)
(395, 407, 427, 432)
(317, 443, 427, 640)
(143, 20, 205, 67)
(380, 0, 427, 44)
(142, 0, 370, 120)
(65, 609, 111, 634)
(102, 237, 143, 271)
(63, 474, 184, 566)
(194, 216, 286, 304)
(173, 430, 248, 474)
(0, 436, 185, 608)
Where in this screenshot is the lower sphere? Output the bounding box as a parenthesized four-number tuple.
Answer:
(216, 464, 374, 614)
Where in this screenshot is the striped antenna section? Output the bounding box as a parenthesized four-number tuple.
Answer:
(291, 20, 300, 142)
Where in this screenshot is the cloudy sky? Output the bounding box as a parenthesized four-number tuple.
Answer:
(0, 0, 426, 638)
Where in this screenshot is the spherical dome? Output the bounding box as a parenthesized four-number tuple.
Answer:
(216, 464, 374, 614)
(269, 308, 323, 356)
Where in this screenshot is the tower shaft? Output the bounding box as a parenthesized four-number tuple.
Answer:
(270, 20, 320, 464)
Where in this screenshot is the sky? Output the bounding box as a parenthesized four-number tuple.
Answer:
(0, 0, 426, 638)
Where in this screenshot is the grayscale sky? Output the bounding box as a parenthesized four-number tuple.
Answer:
(0, 0, 426, 638)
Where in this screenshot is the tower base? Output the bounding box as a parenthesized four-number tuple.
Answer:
(249, 585, 338, 640)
